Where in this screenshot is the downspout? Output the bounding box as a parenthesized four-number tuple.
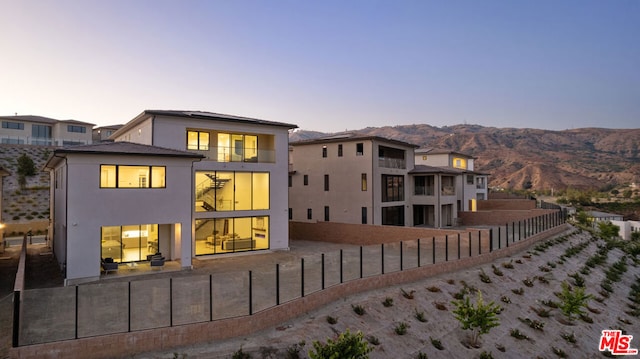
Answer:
(436, 173, 441, 228)
(151, 115, 156, 146)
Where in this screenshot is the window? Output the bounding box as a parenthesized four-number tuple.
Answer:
(32, 124, 52, 144)
(100, 165, 166, 188)
(217, 133, 258, 162)
(1, 138, 24, 144)
(362, 207, 367, 224)
(441, 176, 455, 195)
(194, 216, 269, 255)
(382, 175, 404, 202)
(2, 121, 24, 130)
(466, 174, 474, 185)
(288, 208, 292, 220)
(322, 146, 327, 158)
(101, 224, 158, 263)
(338, 144, 343, 157)
(414, 175, 435, 195)
(361, 173, 367, 191)
(307, 208, 312, 220)
(356, 143, 364, 156)
(382, 206, 404, 226)
(303, 174, 308, 186)
(194, 171, 269, 212)
(324, 206, 330, 221)
(324, 174, 329, 191)
(187, 130, 210, 150)
(67, 125, 86, 133)
(453, 157, 467, 169)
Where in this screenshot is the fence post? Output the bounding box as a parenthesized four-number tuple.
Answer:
(301, 258, 305, 298)
(417, 238, 421, 267)
(128, 282, 131, 331)
(432, 237, 436, 264)
(340, 249, 343, 283)
(512, 221, 515, 243)
(356, 246, 361, 278)
(276, 264, 280, 305)
(170, 278, 173, 326)
(75, 285, 79, 339)
(249, 271, 253, 314)
(468, 232, 472, 257)
(445, 235, 449, 261)
(12, 291, 20, 347)
(321, 253, 325, 290)
(457, 233, 461, 259)
(505, 223, 509, 248)
(518, 221, 521, 241)
(381, 244, 384, 275)
(478, 230, 482, 255)
(209, 275, 213, 321)
(400, 241, 404, 271)
(498, 227, 501, 249)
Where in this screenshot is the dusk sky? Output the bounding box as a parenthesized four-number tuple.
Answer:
(1, 0, 638, 132)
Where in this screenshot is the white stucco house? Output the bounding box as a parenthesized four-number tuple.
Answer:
(46, 110, 297, 284)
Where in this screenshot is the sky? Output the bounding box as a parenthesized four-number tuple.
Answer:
(0, 1, 638, 133)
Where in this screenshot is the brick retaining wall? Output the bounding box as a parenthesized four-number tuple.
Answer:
(9, 224, 571, 359)
(458, 209, 557, 226)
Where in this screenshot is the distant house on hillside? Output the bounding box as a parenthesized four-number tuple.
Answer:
(92, 124, 123, 143)
(0, 115, 94, 146)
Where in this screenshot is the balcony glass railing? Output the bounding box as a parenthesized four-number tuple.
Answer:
(191, 146, 276, 163)
(378, 157, 406, 169)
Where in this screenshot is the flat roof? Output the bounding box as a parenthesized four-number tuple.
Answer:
(409, 164, 489, 176)
(0, 115, 95, 126)
(291, 132, 419, 148)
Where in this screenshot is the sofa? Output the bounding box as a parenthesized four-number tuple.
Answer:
(101, 257, 118, 274)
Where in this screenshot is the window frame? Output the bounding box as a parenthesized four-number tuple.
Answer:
(100, 164, 166, 189)
(2, 121, 24, 130)
(187, 130, 210, 151)
(67, 125, 86, 133)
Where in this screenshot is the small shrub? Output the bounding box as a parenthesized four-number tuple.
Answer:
(309, 329, 372, 359)
(479, 269, 492, 283)
(434, 301, 447, 311)
(580, 313, 593, 323)
(515, 259, 523, 264)
(446, 279, 455, 285)
(402, 288, 416, 299)
(558, 281, 593, 321)
(519, 317, 545, 331)
(552, 346, 567, 358)
(568, 273, 586, 287)
(539, 266, 551, 272)
(501, 295, 511, 304)
(352, 304, 365, 316)
(426, 286, 441, 292)
(537, 276, 550, 285)
(502, 261, 514, 269)
(509, 328, 529, 340)
(326, 316, 338, 324)
(394, 322, 409, 335)
(601, 279, 614, 293)
(492, 264, 503, 276)
(285, 341, 306, 359)
(259, 346, 277, 359)
(415, 351, 428, 359)
(531, 306, 551, 318)
(512, 287, 524, 295)
(366, 335, 380, 345)
(430, 337, 444, 350)
(561, 331, 576, 344)
(495, 343, 506, 352)
(618, 317, 633, 325)
(548, 261, 557, 268)
(231, 347, 252, 359)
(479, 351, 494, 359)
(452, 290, 501, 348)
(414, 308, 428, 322)
(382, 297, 394, 307)
(523, 277, 535, 287)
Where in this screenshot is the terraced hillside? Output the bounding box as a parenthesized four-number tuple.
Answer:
(0, 145, 51, 236)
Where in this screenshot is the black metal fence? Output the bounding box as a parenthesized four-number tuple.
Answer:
(14, 210, 566, 347)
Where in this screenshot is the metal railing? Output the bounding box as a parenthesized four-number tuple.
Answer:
(13, 211, 567, 347)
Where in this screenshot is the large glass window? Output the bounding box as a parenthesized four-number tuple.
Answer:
(194, 171, 269, 212)
(441, 176, 455, 195)
(100, 165, 166, 188)
(101, 224, 158, 263)
(382, 206, 404, 226)
(32, 124, 52, 145)
(2, 121, 24, 130)
(67, 125, 86, 133)
(414, 175, 434, 195)
(194, 216, 269, 255)
(382, 175, 404, 202)
(217, 133, 258, 162)
(187, 130, 210, 150)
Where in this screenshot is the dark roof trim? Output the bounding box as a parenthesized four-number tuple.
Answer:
(291, 135, 419, 148)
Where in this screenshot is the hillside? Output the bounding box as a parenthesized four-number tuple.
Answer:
(290, 125, 640, 192)
(0, 145, 51, 235)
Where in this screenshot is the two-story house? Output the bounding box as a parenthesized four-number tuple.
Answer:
(289, 134, 417, 226)
(46, 110, 296, 284)
(0, 115, 94, 146)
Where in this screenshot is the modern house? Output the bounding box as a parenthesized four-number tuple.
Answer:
(289, 134, 418, 226)
(45, 110, 297, 284)
(92, 124, 123, 143)
(0, 115, 94, 146)
(289, 135, 489, 228)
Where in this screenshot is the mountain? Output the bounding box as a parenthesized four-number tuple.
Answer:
(290, 125, 640, 192)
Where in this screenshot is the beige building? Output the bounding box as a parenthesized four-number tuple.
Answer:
(0, 115, 94, 146)
(289, 134, 417, 226)
(289, 136, 489, 228)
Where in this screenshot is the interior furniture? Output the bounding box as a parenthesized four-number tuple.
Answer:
(101, 257, 118, 274)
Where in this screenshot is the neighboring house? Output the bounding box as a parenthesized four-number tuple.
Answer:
(0, 115, 94, 146)
(587, 211, 624, 224)
(289, 134, 418, 226)
(46, 110, 296, 284)
(92, 124, 123, 142)
(611, 220, 640, 240)
(289, 136, 489, 228)
(414, 148, 489, 211)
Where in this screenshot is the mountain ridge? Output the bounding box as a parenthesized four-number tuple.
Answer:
(290, 124, 640, 192)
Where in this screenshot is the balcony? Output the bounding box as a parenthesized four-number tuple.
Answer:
(378, 157, 406, 169)
(190, 146, 275, 163)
